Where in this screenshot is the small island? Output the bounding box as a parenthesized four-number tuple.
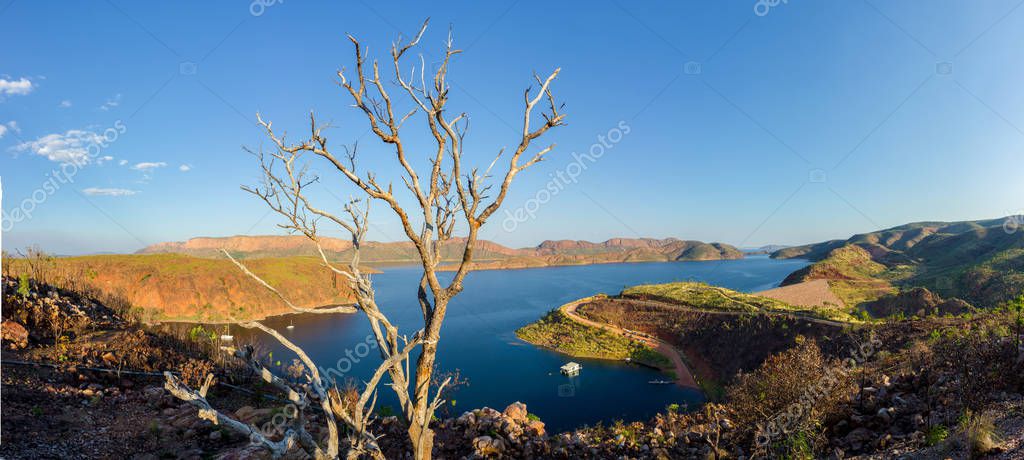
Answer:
(515, 302, 672, 372)
(515, 280, 872, 392)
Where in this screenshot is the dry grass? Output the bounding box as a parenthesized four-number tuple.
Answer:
(960, 410, 1002, 458)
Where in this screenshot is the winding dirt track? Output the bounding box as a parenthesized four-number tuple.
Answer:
(561, 299, 699, 389)
(559, 295, 852, 391)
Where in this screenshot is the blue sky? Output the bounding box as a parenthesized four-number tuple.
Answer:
(2, 1, 1024, 254)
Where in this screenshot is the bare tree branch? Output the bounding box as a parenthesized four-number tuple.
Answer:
(221, 249, 357, 315)
(165, 19, 565, 460)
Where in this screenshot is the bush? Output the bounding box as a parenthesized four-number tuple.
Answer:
(925, 424, 948, 446)
(726, 339, 854, 457)
(959, 410, 1001, 457)
(17, 274, 30, 297)
(933, 315, 1022, 409)
(179, 358, 215, 388)
(853, 308, 875, 322)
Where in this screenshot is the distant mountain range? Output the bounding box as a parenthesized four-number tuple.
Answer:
(772, 217, 1024, 308)
(740, 244, 791, 255)
(139, 235, 745, 270)
(24, 217, 1024, 321)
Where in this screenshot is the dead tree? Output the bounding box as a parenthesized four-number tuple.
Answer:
(164, 19, 564, 460)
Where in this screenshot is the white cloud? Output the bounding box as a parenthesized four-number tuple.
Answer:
(0, 120, 18, 138)
(13, 129, 105, 164)
(99, 94, 121, 111)
(97, 155, 114, 164)
(178, 164, 192, 172)
(82, 187, 137, 197)
(59, 100, 72, 108)
(0, 77, 34, 97)
(118, 159, 128, 166)
(131, 161, 167, 171)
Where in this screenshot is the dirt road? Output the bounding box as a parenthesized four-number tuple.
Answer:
(622, 296, 853, 328)
(562, 300, 699, 389)
(557, 294, 853, 390)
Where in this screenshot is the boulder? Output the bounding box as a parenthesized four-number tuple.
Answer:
(844, 427, 873, 451)
(876, 407, 894, 424)
(526, 420, 546, 436)
(1, 320, 29, 349)
(477, 407, 502, 424)
(499, 418, 524, 440)
(234, 405, 255, 421)
(503, 401, 529, 423)
(213, 445, 267, 460)
(472, 435, 506, 457)
(457, 411, 477, 426)
(233, 406, 273, 425)
(172, 414, 196, 429)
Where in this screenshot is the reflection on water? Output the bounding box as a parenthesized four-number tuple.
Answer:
(166, 255, 808, 433)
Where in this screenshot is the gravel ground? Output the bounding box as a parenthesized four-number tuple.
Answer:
(757, 279, 846, 309)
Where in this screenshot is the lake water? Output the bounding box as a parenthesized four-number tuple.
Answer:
(207, 255, 809, 433)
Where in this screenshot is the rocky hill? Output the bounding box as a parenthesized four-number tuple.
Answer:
(773, 217, 1024, 308)
(139, 235, 744, 270)
(5, 254, 363, 322)
(139, 235, 521, 262)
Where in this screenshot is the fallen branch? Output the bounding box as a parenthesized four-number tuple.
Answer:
(164, 372, 300, 458)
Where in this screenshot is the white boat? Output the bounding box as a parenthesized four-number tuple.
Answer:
(560, 362, 582, 376)
(286, 320, 295, 329)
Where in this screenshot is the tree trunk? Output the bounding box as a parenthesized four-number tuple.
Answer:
(409, 338, 440, 460)
(409, 292, 449, 460)
(408, 422, 435, 460)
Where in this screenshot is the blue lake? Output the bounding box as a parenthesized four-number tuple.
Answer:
(212, 255, 809, 433)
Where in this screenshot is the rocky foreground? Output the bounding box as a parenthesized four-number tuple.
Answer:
(3, 275, 1024, 459)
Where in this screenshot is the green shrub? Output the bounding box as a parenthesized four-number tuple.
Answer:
(925, 424, 948, 446)
(17, 274, 30, 297)
(188, 325, 208, 342)
(783, 431, 814, 459)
